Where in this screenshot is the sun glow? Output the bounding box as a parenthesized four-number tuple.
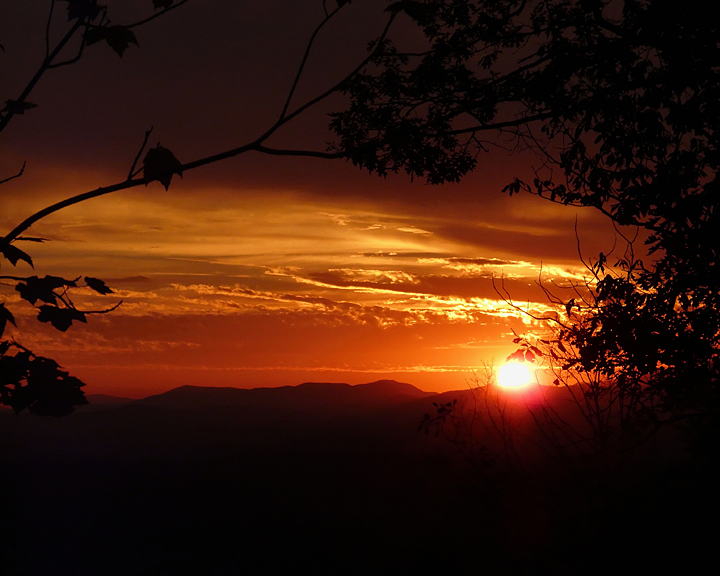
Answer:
(497, 362, 533, 388)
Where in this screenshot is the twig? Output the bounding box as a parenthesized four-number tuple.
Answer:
(126, 0, 192, 29)
(45, 0, 56, 59)
(0, 162, 26, 186)
(0, 19, 83, 134)
(127, 127, 154, 180)
(280, 2, 341, 120)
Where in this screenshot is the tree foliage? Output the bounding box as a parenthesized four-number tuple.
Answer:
(330, 0, 719, 430)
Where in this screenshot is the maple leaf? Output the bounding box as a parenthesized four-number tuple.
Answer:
(0, 303, 16, 337)
(84, 277, 114, 295)
(4, 100, 38, 115)
(37, 307, 87, 332)
(61, 0, 104, 21)
(0, 243, 33, 267)
(153, 0, 174, 8)
(143, 144, 183, 190)
(16, 276, 76, 306)
(85, 25, 138, 58)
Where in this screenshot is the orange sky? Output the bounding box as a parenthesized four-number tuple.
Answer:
(0, 1, 625, 397)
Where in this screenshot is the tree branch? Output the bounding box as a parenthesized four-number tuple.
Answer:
(126, 0, 192, 29)
(280, 2, 343, 120)
(1, 7, 395, 249)
(0, 162, 26, 186)
(45, 0, 55, 59)
(0, 19, 84, 134)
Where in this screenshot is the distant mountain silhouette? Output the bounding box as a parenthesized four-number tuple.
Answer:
(85, 394, 133, 405)
(133, 379, 436, 413)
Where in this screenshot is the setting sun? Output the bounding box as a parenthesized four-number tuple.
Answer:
(497, 362, 533, 388)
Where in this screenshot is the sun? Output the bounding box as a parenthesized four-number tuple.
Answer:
(497, 362, 533, 388)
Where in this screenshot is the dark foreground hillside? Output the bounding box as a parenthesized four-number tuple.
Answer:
(1, 381, 717, 575)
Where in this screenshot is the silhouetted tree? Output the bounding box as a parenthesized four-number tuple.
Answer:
(330, 0, 719, 430)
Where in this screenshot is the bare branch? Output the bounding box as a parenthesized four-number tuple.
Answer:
(0, 162, 26, 186)
(280, 3, 342, 120)
(45, 0, 56, 59)
(47, 38, 87, 69)
(126, 0, 192, 30)
(0, 19, 83, 134)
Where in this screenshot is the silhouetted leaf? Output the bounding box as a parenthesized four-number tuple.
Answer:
(16, 276, 76, 306)
(143, 144, 183, 190)
(507, 349, 525, 363)
(85, 25, 138, 57)
(0, 243, 33, 267)
(565, 299, 575, 317)
(37, 306, 87, 332)
(385, 1, 432, 21)
(4, 100, 38, 115)
(0, 341, 87, 415)
(84, 276, 113, 295)
(61, 0, 103, 21)
(15, 236, 47, 243)
(0, 303, 16, 337)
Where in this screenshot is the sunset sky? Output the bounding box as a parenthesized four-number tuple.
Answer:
(0, 0, 622, 397)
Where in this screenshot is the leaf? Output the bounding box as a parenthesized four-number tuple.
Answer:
(385, 1, 431, 22)
(0, 303, 16, 337)
(507, 349, 525, 363)
(0, 243, 33, 267)
(4, 100, 38, 115)
(16, 276, 77, 306)
(37, 306, 87, 332)
(524, 350, 535, 363)
(15, 236, 47, 243)
(61, 0, 103, 21)
(85, 25, 138, 58)
(84, 277, 113, 295)
(565, 298, 575, 317)
(143, 144, 183, 190)
(153, 0, 174, 8)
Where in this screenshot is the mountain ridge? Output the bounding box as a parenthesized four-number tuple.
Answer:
(130, 379, 437, 411)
